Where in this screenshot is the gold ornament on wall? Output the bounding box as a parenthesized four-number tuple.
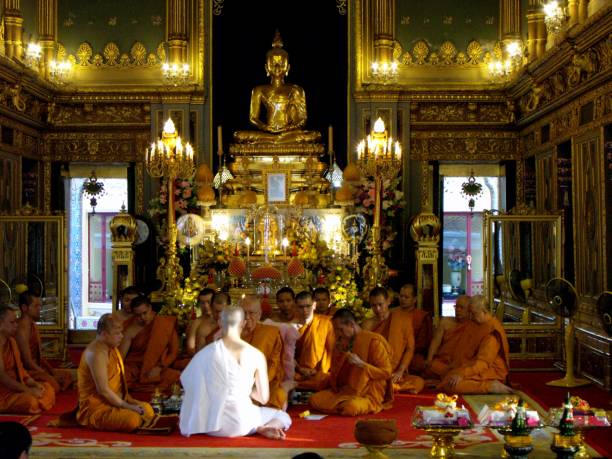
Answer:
(60, 41, 166, 69)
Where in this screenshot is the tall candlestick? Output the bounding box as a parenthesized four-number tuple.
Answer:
(328, 125, 333, 153)
(217, 125, 223, 154)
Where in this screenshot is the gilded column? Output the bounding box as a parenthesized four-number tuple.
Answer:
(37, 0, 57, 78)
(167, 0, 188, 63)
(527, 0, 546, 60)
(567, 0, 579, 27)
(578, 0, 589, 23)
(4, 0, 24, 60)
(501, 0, 521, 41)
(371, 0, 394, 63)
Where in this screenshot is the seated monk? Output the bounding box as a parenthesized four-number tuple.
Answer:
(15, 289, 73, 391)
(182, 288, 217, 357)
(77, 313, 155, 432)
(270, 287, 297, 323)
(398, 284, 432, 373)
(119, 296, 180, 391)
(0, 305, 55, 414)
(194, 292, 231, 352)
(362, 287, 424, 394)
(310, 308, 393, 416)
(114, 286, 142, 325)
(294, 291, 335, 391)
(425, 295, 478, 379)
(234, 31, 321, 145)
(240, 295, 291, 410)
(313, 287, 337, 316)
(438, 295, 512, 394)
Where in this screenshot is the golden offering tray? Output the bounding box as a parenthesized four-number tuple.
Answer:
(412, 404, 473, 458)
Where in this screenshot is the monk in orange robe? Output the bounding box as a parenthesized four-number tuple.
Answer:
(425, 295, 481, 378)
(363, 287, 424, 393)
(0, 305, 55, 414)
(314, 287, 337, 316)
(439, 295, 512, 394)
(270, 287, 297, 323)
(294, 291, 335, 391)
(172, 291, 229, 370)
(77, 313, 155, 431)
(15, 290, 73, 392)
(398, 284, 432, 373)
(240, 295, 290, 410)
(310, 308, 393, 416)
(113, 286, 142, 325)
(120, 296, 180, 391)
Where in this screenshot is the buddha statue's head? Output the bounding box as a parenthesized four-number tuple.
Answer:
(265, 30, 289, 79)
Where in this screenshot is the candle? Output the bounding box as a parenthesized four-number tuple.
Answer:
(282, 237, 289, 258)
(217, 125, 223, 155)
(245, 236, 251, 262)
(328, 125, 333, 153)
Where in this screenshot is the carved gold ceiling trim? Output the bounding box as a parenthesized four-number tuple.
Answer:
(393, 39, 502, 67)
(58, 41, 166, 69)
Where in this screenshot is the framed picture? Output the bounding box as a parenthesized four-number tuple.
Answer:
(264, 172, 288, 204)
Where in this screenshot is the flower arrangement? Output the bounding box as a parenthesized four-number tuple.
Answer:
(326, 264, 371, 322)
(196, 239, 231, 272)
(148, 177, 199, 245)
(447, 248, 467, 271)
(354, 175, 404, 251)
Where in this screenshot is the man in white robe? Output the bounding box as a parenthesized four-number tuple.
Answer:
(179, 305, 292, 439)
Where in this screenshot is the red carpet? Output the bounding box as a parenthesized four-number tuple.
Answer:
(23, 391, 496, 450)
(513, 371, 612, 457)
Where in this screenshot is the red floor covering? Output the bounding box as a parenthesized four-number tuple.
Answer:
(512, 371, 612, 457)
(8, 391, 497, 450)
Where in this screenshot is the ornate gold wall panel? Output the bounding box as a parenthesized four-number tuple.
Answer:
(50, 103, 150, 126)
(535, 150, 556, 212)
(513, 8, 611, 122)
(44, 131, 149, 162)
(410, 130, 520, 160)
(409, 101, 513, 124)
(519, 84, 611, 157)
(572, 129, 605, 300)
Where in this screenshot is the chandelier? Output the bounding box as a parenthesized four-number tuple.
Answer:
(487, 40, 524, 83)
(370, 60, 399, 84)
(48, 60, 72, 85)
(162, 62, 191, 86)
(544, 1, 566, 35)
(460, 170, 483, 212)
(24, 42, 42, 71)
(356, 117, 402, 291)
(82, 171, 105, 213)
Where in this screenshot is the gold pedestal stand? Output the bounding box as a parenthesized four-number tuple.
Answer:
(359, 444, 390, 459)
(425, 427, 463, 458)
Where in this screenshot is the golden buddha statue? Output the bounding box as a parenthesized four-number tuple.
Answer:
(234, 31, 321, 145)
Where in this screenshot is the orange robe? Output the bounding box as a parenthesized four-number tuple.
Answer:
(372, 309, 425, 393)
(428, 320, 485, 377)
(245, 323, 286, 409)
(309, 330, 393, 416)
(405, 309, 432, 373)
(77, 347, 155, 432)
(295, 314, 335, 390)
(27, 322, 73, 391)
(439, 317, 510, 394)
(124, 315, 180, 391)
(0, 337, 55, 414)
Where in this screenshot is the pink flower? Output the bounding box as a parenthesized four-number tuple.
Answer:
(180, 181, 190, 187)
(175, 189, 181, 195)
(183, 189, 192, 198)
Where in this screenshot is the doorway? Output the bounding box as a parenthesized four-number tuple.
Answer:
(440, 167, 505, 316)
(66, 168, 128, 330)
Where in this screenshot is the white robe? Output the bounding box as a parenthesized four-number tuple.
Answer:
(179, 339, 292, 437)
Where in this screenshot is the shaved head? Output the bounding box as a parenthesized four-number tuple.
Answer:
(240, 295, 262, 334)
(97, 313, 121, 335)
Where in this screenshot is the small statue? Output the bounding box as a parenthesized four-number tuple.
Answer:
(234, 31, 321, 145)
